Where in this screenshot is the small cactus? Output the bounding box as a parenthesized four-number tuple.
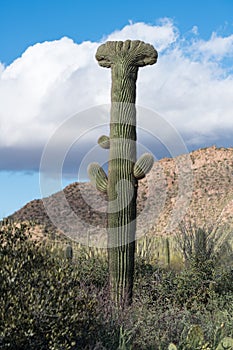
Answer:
(65, 244, 73, 260)
(165, 237, 170, 267)
(133, 153, 154, 179)
(87, 162, 108, 193)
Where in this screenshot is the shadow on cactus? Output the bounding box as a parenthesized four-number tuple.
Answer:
(88, 40, 158, 307)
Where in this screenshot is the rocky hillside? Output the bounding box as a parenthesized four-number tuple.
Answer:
(8, 146, 233, 246)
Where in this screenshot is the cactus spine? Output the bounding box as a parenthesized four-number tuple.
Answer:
(91, 40, 157, 306)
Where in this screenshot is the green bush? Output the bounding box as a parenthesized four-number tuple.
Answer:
(0, 223, 118, 350)
(129, 255, 233, 349)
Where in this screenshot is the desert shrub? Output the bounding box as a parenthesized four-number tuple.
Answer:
(0, 222, 118, 350)
(212, 266, 233, 295)
(129, 255, 233, 349)
(73, 248, 108, 288)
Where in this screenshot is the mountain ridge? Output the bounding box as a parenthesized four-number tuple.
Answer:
(7, 145, 233, 244)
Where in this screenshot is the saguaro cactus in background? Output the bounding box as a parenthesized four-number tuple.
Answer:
(88, 40, 157, 306)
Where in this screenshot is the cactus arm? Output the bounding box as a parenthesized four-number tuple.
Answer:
(98, 135, 110, 149)
(87, 162, 108, 193)
(133, 153, 154, 180)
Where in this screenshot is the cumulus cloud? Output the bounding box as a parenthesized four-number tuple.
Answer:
(0, 19, 233, 173)
(106, 18, 178, 52)
(0, 38, 100, 148)
(196, 32, 233, 58)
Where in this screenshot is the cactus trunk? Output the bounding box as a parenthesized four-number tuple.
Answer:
(93, 40, 157, 306)
(108, 86, 138, 306)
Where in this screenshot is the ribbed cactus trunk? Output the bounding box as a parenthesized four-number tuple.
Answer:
(89, 40, 157, 306)
(107, 68, 138, 306)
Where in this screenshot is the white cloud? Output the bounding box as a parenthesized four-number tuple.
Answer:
(0, 19, 233, 171)
(196, 32, 233, 58)
(0, 37, 100, 147)
(106, 19, 178, 52)
(191, 26, 199, 35)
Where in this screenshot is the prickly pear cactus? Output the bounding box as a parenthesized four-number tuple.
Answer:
(89, 40, 157, 306)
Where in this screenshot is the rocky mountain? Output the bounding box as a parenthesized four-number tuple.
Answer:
(8, 146, 233, 246)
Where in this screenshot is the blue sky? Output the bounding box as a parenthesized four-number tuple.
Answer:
(1, 0, 233, 65)
(1, 0, 233, 219)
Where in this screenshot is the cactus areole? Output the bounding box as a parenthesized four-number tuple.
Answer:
(88, 40, 157, 306)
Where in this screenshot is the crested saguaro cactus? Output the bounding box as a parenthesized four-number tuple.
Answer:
(88, 40, 157, 306)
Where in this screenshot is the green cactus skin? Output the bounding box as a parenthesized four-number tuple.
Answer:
(165, 237, 170, 267)
(98, 135, 110, 149)
(65, 244, 73, 260)
(133, 153, 154, 180)
(87, 162, 108, 193)
(95, 40, 157, 306)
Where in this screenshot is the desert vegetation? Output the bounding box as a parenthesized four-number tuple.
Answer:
(1, 221, 232, 349)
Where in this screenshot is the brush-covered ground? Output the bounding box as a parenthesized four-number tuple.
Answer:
(0, 222, 233, 350)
